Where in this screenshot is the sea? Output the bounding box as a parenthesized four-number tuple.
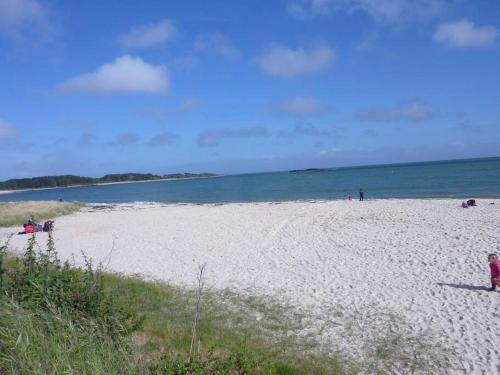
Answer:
(1, 157, 499, 204)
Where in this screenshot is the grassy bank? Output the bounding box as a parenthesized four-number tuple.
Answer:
(0, 201, 84, 227)
(0, 235, 449, 374)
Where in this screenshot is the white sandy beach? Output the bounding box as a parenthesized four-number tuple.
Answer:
(1, 199, 499, 373)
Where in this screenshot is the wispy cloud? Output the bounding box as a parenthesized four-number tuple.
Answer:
(177, 99, 200, 113)
(256, 43, 335, 78)
(356, 101, 436, 123)
(433, 19, 499, 48)
(278, 123, 337, 138)
(287, 0, 447, 24)
(136, 107, 169, 122)
(147, 131, 178, 147)
(136, 99, 200, 123)
(168, 55, 198, 72)
(363, 128, 378, 136)
(195, 32, 240, 60)
(351, 0, 446, 24)
(109, 132, 140, 146)
(0, 0, 53, 41)
(77, 133, 97, 148)
(117, 19, 178, 50)
(59, 119, 96, 130)
(0, 119, 19, 140)
(58, 55, 169, 95)
(287, 0, 333, 19)
(275, 97, 330, 117)
(356, 30, 379, 51)
(198, 127, 268, 147)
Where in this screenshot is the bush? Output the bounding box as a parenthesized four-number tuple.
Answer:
(0, 233, 142, 339)
(149, 350, 255, 374)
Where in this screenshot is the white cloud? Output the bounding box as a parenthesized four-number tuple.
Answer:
(117, 19, 177, 50)
(195, 33, 240, 60)
(357, 101, 436, 123)
(198, 127, 268, 147)
(0, 0, 52, 40)
(433, 19, 499, 48)
(287, 0, 446, 24)
(0, 119, 19, 139)
(275, 97, 329, 117)
(256, 43, 335, 78)
(58, 55, 169, 95)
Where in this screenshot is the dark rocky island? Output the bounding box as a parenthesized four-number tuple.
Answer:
(289, 168, 327, 173)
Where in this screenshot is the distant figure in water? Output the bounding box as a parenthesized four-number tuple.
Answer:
(359, 189, 364, 201)
(488, 254, 500, 291)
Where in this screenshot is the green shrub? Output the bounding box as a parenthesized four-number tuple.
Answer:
(0, 233, 142, 339)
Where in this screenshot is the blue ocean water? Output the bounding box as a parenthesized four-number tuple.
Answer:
(1, 157, 499, 204)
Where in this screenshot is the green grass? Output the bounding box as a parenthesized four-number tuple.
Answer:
(0, 300, 139, 375)
(0, 201, 85, 227)
(102, 275, 346, 374)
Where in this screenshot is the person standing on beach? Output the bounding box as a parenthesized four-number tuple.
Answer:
(488, 254, 500, 291)
(359, 189, 364, 201)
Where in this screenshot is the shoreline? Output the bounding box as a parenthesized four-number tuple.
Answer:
(0, 175, 222, 195)
(87, 196, 499, 206)
(2, 194, 500, 204)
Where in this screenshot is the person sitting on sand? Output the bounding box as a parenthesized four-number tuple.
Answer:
(488, 253, 500, 291)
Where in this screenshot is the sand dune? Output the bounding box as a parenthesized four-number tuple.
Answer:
(1, 199, 499, 373)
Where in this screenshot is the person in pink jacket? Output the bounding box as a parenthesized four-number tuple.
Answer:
(488, 254, 500, 291)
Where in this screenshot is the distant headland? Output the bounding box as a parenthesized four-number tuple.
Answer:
(289, 168, 327, 173)
(0, 173, 219, 192)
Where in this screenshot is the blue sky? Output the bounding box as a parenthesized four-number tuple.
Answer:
(0, 0, 499, 179)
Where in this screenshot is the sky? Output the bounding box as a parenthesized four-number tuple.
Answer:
(0, 0, 499, 179)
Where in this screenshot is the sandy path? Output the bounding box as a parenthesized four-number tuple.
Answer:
(1, 199, 499, 373)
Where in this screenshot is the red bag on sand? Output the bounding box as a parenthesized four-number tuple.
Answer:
(25, 225, 35, 234)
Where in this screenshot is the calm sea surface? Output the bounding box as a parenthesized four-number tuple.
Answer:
(1, 157, 499, 204)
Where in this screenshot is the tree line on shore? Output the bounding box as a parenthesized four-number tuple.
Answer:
(0, 173, 218, 191)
